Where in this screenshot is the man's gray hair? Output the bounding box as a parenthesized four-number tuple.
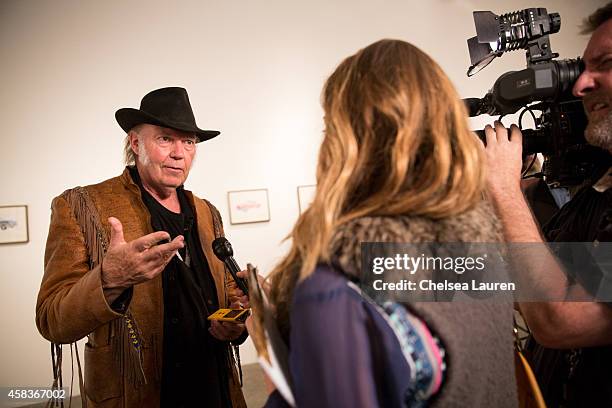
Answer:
(123, 124, 146, 165)
(581, 2, 612, 34)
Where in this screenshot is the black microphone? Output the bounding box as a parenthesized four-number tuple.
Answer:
(212, 237, 249, 296)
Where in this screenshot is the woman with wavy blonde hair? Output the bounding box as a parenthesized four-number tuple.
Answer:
(264, 39, 516, 407)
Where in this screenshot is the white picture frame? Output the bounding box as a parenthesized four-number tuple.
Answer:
(227, 189, 271, 225)
(297, 185, 316, 214)
(0, 205, 29, 244)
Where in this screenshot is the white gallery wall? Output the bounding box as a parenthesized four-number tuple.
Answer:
(0, 0, 604, 392)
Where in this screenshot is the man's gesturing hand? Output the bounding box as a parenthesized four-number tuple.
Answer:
(101, 217, 185, 290)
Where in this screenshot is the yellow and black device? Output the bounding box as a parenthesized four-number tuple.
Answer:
(207, 308, 250, 323)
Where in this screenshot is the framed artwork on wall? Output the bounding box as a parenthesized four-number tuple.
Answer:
(0, 205, 29, 244)
(227, 189, 270, 225)
(297, 185, 316, 214)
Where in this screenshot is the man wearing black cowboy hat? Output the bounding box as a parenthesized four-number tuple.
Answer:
(36, 87, 248, 408)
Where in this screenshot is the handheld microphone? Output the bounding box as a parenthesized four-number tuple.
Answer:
(212, 237, 249, 296)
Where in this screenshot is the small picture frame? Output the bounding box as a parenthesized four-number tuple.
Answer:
(0, 205, 29, 244)
(227, 189, 270, 225)
(297, 185, 316, 214)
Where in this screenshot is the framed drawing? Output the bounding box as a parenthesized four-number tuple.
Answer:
(297, 185, 316, 214)
(227, 189, 270, 225)
(0, 205, 29, 244)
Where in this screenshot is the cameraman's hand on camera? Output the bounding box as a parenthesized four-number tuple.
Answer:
(482, 121, 523, 204)
(481, 122, 542, 243)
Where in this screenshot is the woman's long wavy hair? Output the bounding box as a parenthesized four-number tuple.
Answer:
(268, 39, 486, 338)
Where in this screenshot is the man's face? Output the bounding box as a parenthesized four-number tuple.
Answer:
(573, 19, 612, 153)
(130, 124, 197, 193)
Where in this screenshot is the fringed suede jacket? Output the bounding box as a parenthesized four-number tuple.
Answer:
(35, 168, 246, 408)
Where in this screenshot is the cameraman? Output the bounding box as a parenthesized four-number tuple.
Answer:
(484, 3, 612, 407)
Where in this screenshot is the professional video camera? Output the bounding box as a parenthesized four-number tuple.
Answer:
(465, 8, 611, 187)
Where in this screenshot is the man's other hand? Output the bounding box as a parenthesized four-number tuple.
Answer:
(209, 320, 245, 341)
(228, 269, 269, 309)
(101, 217, 184, 290)
(227, 269, 249, 308)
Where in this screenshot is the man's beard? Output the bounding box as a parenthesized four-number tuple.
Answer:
(585, 109, 612, 154)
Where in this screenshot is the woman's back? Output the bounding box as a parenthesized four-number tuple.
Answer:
(328, 201, 517, 407)
(266, 39, 518, 407)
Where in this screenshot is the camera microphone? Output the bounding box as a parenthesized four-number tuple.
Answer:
(212, 237, 249, 296)
(463, 94, 497, 117)
(464, 98, 486, 116)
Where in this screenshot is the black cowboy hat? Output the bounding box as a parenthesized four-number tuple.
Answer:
(115, 87, 220, 142)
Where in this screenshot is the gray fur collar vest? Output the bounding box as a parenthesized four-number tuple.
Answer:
(329, 202, 518, 407)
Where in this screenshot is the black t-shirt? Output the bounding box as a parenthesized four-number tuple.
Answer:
(129, 167, 232, 408)
(527, 184, 612, 408)
(544, 186, 612, 243)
